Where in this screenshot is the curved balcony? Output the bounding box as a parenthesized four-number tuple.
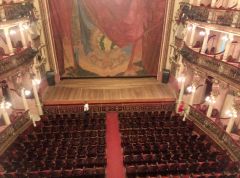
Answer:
(0, 47, 37, 75)
(0, 110, 30, 153)
(179, 3, 240, 31)
(188, 106, 240, 160)
(180, 44, 240, 88)
(0, 0, 35, 23)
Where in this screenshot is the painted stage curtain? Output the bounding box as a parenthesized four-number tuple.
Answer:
(48, 0, 74, 75)
(49, 0, 167, 76)
(82, 0, 166, 75)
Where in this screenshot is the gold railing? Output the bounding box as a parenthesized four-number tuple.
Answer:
(181, 44, 240, 85)
(0, 111, 30, 149)
(188, 106, 240, 160)
(0, 47, 37, 75)
(178, 2, 240, 28)
(0, 0, 35, 22)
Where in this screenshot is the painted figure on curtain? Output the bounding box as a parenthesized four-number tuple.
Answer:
(49, 0, 167, 78)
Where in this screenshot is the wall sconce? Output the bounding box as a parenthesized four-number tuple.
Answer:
(9, 30, 17, 36)
(186, 85, 196, 94)
(199, 31, 206, 36)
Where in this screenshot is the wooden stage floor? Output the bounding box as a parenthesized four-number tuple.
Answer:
(42, 78, 176, 105)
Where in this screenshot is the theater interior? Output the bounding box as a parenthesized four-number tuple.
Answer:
(0, 0, 240, 178)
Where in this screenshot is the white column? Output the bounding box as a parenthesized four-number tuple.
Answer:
(176, 77, 186, 113)
(196, 0, 201, 6)
(21, 89, 29, 111)
(187, 87, 196, 114)
(4, 28, 14, 54)
(189, 25, 196, 47)
(223, 34, 234, 61)
(1, 108, 11, 125)
(231, 12, 239, 27)
(32, 80, 43, 115)
(201, 29, 210, 54)
(211, 0, 217, 7)
(189, 0, 194, 5)
(206, 103, 214, 117)
(19, 24, 27, 48)
(226, 116, 236, 133)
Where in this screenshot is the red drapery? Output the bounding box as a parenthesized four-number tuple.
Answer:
(48, 0, 74, 75)
(83, 0, 167, 75)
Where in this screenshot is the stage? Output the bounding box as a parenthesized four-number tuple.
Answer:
(42, 77, 176, 105)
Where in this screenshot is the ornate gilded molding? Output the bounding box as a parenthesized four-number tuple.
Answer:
(0, 111, 31, 154)
(43, 102, 175, 115)
(178, 2, 240, 30)
(180, 45, 240, 89)
(0, 48, 37, 76)
(158, 0, 176, 76)
(188, 106, 240, 160)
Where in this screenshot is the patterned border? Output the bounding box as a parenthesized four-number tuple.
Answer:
(43, 102, 175, 115)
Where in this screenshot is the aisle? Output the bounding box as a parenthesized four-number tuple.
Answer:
(106, 112, 125, 178)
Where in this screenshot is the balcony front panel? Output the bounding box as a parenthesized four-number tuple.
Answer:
(181, 44, 240, 87)
(188, 106, 240, 160)
(0, 111, 30, 153)
(0, 47, 37, 75)
(0, 1, 35, 23)
(179, 3, 240, 29)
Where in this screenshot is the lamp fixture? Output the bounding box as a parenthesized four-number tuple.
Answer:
(199, 31, 206, 36)
(205, 95, 216, 104)
(186, 85, 196, 94)
(9, 30, 16, 36)
(0, 100, 12, 109)
(177, 76, 186, 83)
(226, 108, 238, 118)
(221, 35, 229, 41)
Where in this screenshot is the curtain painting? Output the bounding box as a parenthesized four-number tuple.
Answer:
(49, 0, 167, 78)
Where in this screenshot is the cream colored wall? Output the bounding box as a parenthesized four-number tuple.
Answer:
(162, 0, 182, 72)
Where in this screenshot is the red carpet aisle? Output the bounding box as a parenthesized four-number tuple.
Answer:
(106, 112, 125, 178)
